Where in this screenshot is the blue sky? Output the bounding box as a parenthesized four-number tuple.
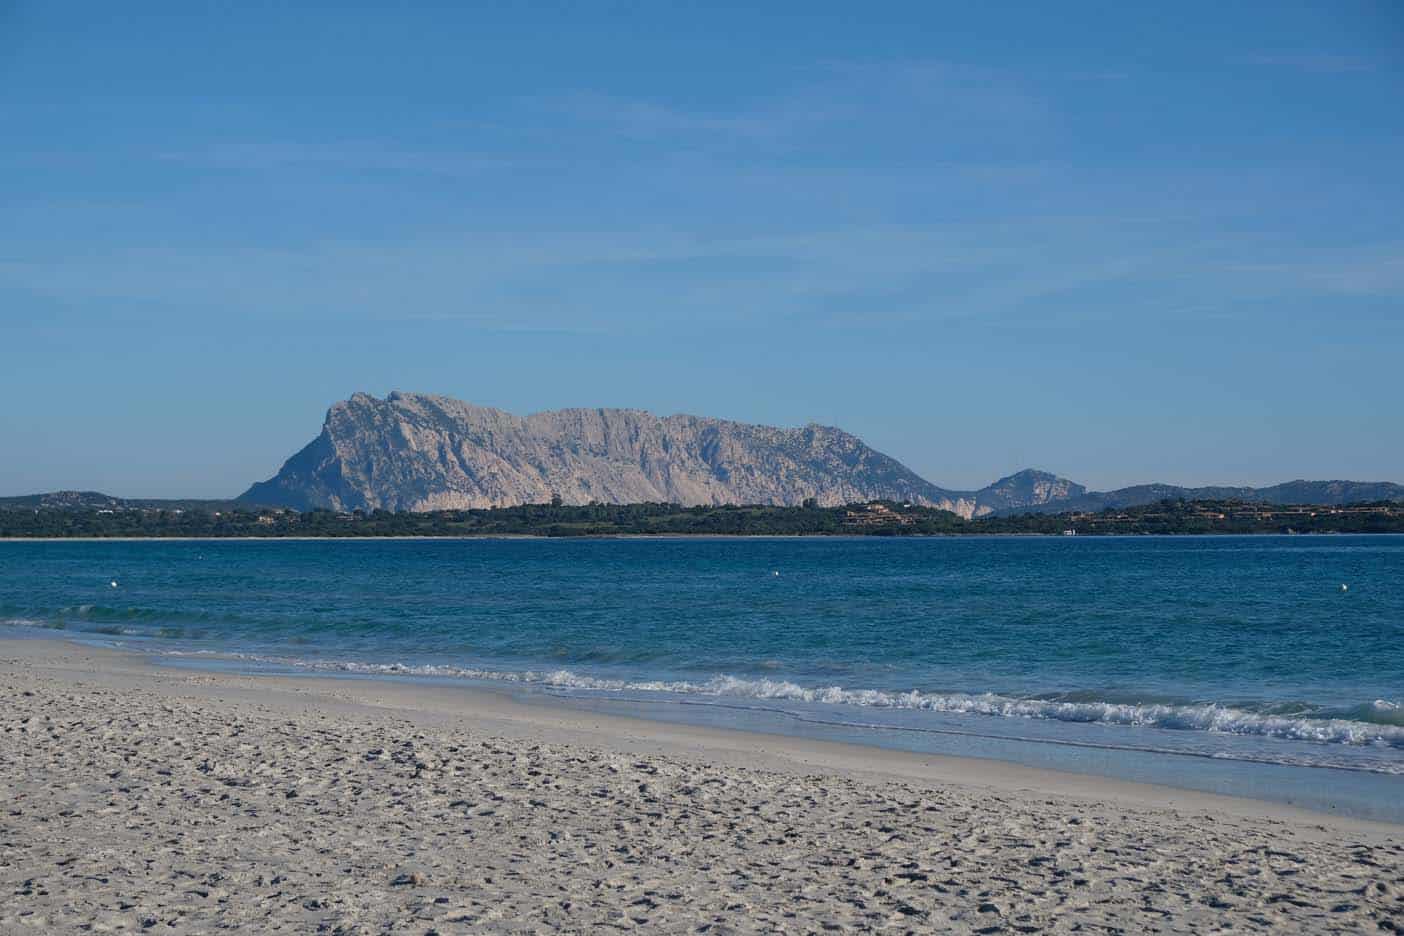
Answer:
(2, 1, 1401, 497)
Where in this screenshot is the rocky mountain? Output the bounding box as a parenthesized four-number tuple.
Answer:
(231, 392, 1404, 518)
(239, 392, 976, 513)
(969, 470, 1086, 515)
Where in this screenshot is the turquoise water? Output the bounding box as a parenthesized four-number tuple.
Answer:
(3, 536, 1401, 817)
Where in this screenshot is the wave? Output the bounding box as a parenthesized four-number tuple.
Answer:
(7, 614, 1399, 757)
(1, 605, 271, 640)
(146, 648, 1404, 753)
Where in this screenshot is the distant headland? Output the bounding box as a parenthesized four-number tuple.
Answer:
(235, 392, 1403, 517)
(4, 391, 1402, 523)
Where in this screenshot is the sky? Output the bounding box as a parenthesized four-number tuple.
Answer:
(2, 1, 1401, 497)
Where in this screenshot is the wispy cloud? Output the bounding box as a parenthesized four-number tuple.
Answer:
(158, 141, 537, 175)
(5, 223, 1396, 342)
(1233, 53, 1374, 74)
(1274, 247, 1402, 296)
(539, 92, 788, 143)
(145, 60, 1056, 183)
(525, 60, 1053, 158)
(1065, 70, 1131, 82)
(1224, 244, 1404, 297)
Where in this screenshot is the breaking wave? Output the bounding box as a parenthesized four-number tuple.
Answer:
(150, 647, 1404, 753)
(6, 612, 1400, 769)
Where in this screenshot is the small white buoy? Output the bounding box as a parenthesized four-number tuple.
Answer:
(110, 580, 119, 589)
(1341, 583, 1348, 592)
(772, 570, 780, 577)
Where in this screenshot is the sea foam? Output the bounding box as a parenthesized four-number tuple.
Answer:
(151, 648, 1404, 752)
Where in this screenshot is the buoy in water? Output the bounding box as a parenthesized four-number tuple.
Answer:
(1341, 583, 1348, 592)
(110, 580, 118, 588)
(772, 570, 780, 577)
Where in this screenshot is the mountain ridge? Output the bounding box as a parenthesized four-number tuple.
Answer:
(1012, 479, 1404, 515)
(0, 491, 243, 512)
(6, 393, 1397, 516)
(239, 391, 986, 513)
(231, 392, 1403, 518)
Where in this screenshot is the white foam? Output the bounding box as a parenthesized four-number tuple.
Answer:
(150, 648, 1404, 752)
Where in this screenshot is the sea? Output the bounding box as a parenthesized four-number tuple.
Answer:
(3, 535, 1401, 821)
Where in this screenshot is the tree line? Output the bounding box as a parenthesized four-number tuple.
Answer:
(1, 498, 1400, 537)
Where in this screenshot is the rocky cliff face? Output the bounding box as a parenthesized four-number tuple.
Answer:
(239, 392, 970, 513)
(969, 470, 1086, 516)
(236, 392, 1404, 517)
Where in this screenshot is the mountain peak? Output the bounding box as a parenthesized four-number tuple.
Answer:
(235, 393, 1404, 517)
(239, 392, 964, 513)
(991, 468, 1066, 485)
(971, 469, 1086, 515)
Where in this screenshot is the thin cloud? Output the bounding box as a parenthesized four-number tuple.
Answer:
(1234, 53, 1374, 74)
(525, 60, 1053, 157)
(158, 141, 537, 174)
(6, 223, 1395, 340)
(1300, 251, 1404, 297)
(540, 92, 787, 143)
(1224, 245, 1404, 297)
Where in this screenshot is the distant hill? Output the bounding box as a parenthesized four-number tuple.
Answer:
(9, 393, 1400, 518)
(969, 469, 1087, 515)
(234, 393, 1404, 517)
(0, 491, 128, 511)
(237, 393, 1119, 518)
(0, 491, 245, 512)
(238, 392, 982, 513)
(1008, 480, 1404, 515)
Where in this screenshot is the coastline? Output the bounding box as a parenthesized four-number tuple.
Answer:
(10, 638, 1396, 833)
(3, 531, 1398, 541)
(3, 637, 1401, 931)
(5, 531, 1400, 821)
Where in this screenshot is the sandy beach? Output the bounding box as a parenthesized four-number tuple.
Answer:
(2, 638, 1400, 934)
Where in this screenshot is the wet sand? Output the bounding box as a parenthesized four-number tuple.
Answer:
(2, 638, 1400, 933)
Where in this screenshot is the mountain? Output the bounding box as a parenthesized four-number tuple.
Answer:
(1251, 480, 1404, 505)
(0, 491, 242, 511)
(237, 393, 1404, 517)
(11, 392, 1400, 519)
(1011, 479, 1404, 515)
(239, 391, 977, 513)
(969, 470, 1086, 516)
(0, 491, 128, 510)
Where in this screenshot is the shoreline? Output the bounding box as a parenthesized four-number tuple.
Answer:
(7, 630, 1404, 820)
(4, 531, 1399, 542)
(6, 637, 1400, 837)
(4, 637, 1401, 932)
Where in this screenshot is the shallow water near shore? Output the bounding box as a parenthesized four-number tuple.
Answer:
(3, 535, 1401, 819)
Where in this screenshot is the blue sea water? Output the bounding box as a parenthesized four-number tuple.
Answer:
(3, 536, 1401, 819)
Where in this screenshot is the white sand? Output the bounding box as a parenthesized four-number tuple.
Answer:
(2, 638, 1400, 933)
